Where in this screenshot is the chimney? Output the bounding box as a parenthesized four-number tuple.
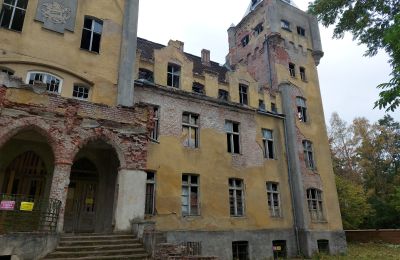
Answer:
(168, 40, 184, 52)
(201, 49, 211, 66)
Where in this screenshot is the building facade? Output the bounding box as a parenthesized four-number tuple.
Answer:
(0, 0, 346, 259)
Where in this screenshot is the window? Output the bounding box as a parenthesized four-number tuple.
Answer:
(150, 107, 159, 141)
(266, 182, 281, 217)
(296, 97, 308, 122)
(167, 63, 180, 88)
(258, 99, 265, 111)
(281, 20, 290, 31)
(271, 102, 277, 113)
(297, 26, 306, 36)
(232, 241, 249, 260)
(254, 23, 263, 36)
(0, 0, 28, 32)
(229, 178, 244, 216)
(1, 67, 14, 76)
(27, 72, 62, 93)
(182, 112, 199, 148)
(241, 35, 250, 47)
(181, 174, 199, 216)
(72, 85, 90, 100)
(138, 68, 154, 82)
(225, 121, 240, 154)
(81, 17, 103, 53)
(303, 140, 315, 170)
(145, 172, 156, 215)
(289, 63, 296, 77)
(192, 82, 205, 95)
(300, 67, 306, 81)
(262, 129, 274, 159)
(272, 240, 287, 259)
(307, 188, 324, 221)
(218, 89, 229, 101)
(239, 84, 248, 105)
(179, 242, 202, 256)
(317, 240, 330, 254)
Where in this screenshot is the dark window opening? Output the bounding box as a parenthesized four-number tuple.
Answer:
(272, 240, 287, 259)
(300, 67, 306, 81)
(218, 89, 229, 101)
(167, 63, 180, 88)
(72, 85, 90, 100)
(1, 67, 14, 76)
(150, 107, 159, 141)
(239, 84, 248, 105)
(317, 240, 330, 254)
(192, 82, 205, 95)
(241, 35, 250, 47)
(297, 26, 306, 36)
(145, 172, 156, 215)
(226, 121, 240, 154)
(281, 20, 290, 31)
(80, 17, 103, 53)
(232, 241, 249, 260)
(0, 0, 28, 32)
(296, 97, 308, 122)
(262, 129, 274, 159)
(289, 63, 296, 77)
(138, 68, 154, 82)
(254, 23, 263, 36)
(251, 0, 259, 7)
(271, 102, 277, 113)
(258, 100, 265, 111)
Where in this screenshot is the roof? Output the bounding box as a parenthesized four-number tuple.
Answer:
(137, 37, 229, 83)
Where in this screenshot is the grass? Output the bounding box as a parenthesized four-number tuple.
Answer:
(310, 242, 400, 259)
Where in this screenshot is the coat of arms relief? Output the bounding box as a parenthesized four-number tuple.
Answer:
(40, 2, 71, 24)
(35, 0, 78, 33)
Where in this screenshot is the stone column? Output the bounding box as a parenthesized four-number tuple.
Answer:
(49, 163, 72, 232)
(114, 169, 146, 232)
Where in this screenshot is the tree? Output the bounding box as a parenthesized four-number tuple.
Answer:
(309, 0, 400, 111)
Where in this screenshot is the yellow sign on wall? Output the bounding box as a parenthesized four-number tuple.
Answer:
(20, 202, 34, 211)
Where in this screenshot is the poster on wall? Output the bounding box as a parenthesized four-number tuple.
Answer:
(0, 200, 15, 211)
(20, 202, 35, 211)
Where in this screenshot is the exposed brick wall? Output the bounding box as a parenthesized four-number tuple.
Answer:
(346, 230, 400, 244)
(154, 243, 218, 260)
(0, 85, 6, 107)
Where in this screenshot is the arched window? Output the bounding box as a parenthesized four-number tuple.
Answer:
(306, 188, 324, 221)
(0, 67, 14, 76)
(27, 71, 63, 94)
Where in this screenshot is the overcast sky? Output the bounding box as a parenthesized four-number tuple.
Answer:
(137, 0, 398, 125)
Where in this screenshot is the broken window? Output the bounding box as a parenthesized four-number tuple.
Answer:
(138, 68, 154, 82)
(192, 82, 205, 95)
(271, 102, 277, 113)
(27, 72, 62, 93)
(307, 188, 324, 221)
(72, 85, 90, 100)
(145, 172, 156, 215)
(317, 239, 330, 254)
(241, 35, 250, 47)
(80, 17, 103, 53)
(229, 178, 244, 216)
(182, 112, 199, 148)
(266, 182, 281, 217)
(182, 174, 199, 216)
(225, 121, 240, 154)
(150, 107, 160, 141)
(218, 89, 229, 101)
(254, 23, 264, 36)
(180, 241, 202, 256)
(262, 129, 274, 159)
(167, 63, 180, 88)
(239, 84, 248, 105)
(281, 20, 290, 31)
(296, 97, 308, 122)
(258, 99, 266, 111)
(289, 63, 296, 77)
(0, 0, 28, 32)
(1, 67, 14, 76)
(303, 140, 315, 170)
(297, 26, 306, 36)
(272, 240, 287, 259)
(232, 241, 249, 260)
(300, 67, 306, 81)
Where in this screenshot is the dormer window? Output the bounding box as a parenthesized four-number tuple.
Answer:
(241, 35, 250, 47)
(27, 72, 62, 94)
(167, 63, 181, 88)
(281, 20, 291, 31)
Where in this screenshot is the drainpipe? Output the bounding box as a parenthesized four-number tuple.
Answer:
(117, 0, 139, 107)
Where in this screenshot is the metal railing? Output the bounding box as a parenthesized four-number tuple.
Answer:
(0, 194, 61, 234)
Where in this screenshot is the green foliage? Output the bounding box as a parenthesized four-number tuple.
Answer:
(309, 0, 400, 111)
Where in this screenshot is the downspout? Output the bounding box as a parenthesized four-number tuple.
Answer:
(265, 35, 273, 89)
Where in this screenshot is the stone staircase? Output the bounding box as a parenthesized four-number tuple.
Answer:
(42, 233, 151, 260)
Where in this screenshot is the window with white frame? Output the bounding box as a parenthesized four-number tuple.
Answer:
(145, 172, 156, 215)
(262, 129, 274, 159)
(27, 72, 62, 93)
(167, 63, 181, 88)
(225, 121, 240, 154)
(306, 188, 324, 221)
(182, 112, 199, 148)
(229, 178, 244, 217)
(72, 85, 90, 100)
(0, 0, 28, 32)
(239, 84, 248, 105)
(80, 17, 103, 53)
(181, 174, 199, 216)
(150, 107, 160, 141)
(303, 140, 315, 170)
(266, 182, 281, 217)
(296, 97, 308, 122)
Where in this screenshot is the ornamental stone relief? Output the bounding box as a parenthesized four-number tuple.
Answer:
(35, 0, 78, 33)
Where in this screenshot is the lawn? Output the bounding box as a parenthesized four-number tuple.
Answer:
(311, 242, 400, 259)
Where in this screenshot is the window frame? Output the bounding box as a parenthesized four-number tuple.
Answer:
(192, 82, 205, 95)
(150, 106, 160, 142)
(72, 84, 90, 100)
(239, 84, 249, 105)
(229, 178, 245, 217)
(218, 89, 230, 101)
(181, 174, 200, 216)
(145, 172, 156, 215)
(297, 26, 306, 36)
(26, 71, 63, 94)
(241, 35, 250, 47)
(138, 68, 154, 83)
(0, 66, 14, 76)
(296, 97, 308, 122)
(281, 20, 291, 31)
(167, 63, 181, 88)
(182, 112, 199, 148)
(300, 67, 307, 81)
(232, 241, 249, 260)
(289, 63, 296, 78)
(225, 121, 240, 154)
(302, 140, 315, 170)
(80, 16, 103, 53)
(306, 188, 325, 222)
(262, 129, 275, 159)
(266, 182, 281, 217)
(0, 0, 28, 32)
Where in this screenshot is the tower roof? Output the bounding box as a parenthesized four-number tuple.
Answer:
(243, 0, 299, 17)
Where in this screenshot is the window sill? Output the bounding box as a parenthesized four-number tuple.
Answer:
(80, 48, 100, 55)
(182, 214, 201, 219)
(0, 26, 23, 33)
(230, 215, 246, 219)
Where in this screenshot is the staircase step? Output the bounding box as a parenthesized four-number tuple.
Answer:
(43, 254, 150, 260)
(61, 234, 134, 241)
(46, 248, 147, 258)
(55, 243, 143, 252)
(59, 239, 140, 247)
